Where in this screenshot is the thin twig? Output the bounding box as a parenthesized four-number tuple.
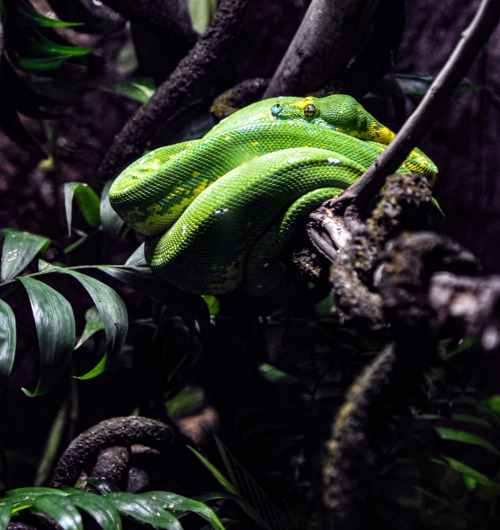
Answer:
(330, 0, 500, 213)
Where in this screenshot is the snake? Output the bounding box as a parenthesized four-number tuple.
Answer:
(109, 95, 437, 296)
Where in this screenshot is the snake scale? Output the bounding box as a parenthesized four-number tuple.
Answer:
(109, 95, 437, 295)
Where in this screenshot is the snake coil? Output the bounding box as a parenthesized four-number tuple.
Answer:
(110, 95, 437, 295)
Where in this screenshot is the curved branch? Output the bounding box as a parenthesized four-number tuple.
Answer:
(98, 0, 248, 182)
(49, 416, 198, 488)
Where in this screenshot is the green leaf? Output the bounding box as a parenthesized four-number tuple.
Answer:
(214, 438, 290, 530)
(105, 492, 182, 530)
(484, 395, 500, 417)
(0, 229, 50, 282)
(450, 413, 491, 427)
(166, 386, 205, 420)
(436, 427, 500, 456)
(42, 0, 125, 35)
(0, 299, 16, 392)
(437, 457, 500, 499)
(0, 501, 12, 530)
(75, 306, 105, 349)
(141, 492, 225, 530)
(4, 487, 67, 502)
(97, 79, 155, 103)
(74, 354, 107, 380)
(21, 29, 93, 58)
(64, 183, 100, 235)
(258, 363, 299, 386)
(100, 181, 124, 236)
(17, 56, 66, 72)
(32, 495, 82, 530)
(202, 295, 220, 316)
(52, 269, 128, 361)
(67, 492, 122, 530)
(99, 266, 210, 337)
(189, 447, 237, 495)
(19, 277, 76, 396)
(15, 1, 84, 28)
(124, 244, 147, 267)
(187, 0, 217, 33)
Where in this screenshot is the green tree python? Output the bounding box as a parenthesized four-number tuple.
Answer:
(109, 95, 437, 295)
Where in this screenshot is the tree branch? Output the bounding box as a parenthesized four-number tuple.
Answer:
(329, 0, 500, 215)
(98, 0, 248, 182)
(264, 0, 379, 98)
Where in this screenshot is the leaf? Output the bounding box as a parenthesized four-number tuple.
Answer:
(436, 427, 500, 456)
(258, 363, 299, 386)
(0, 299, 16, 393)
(99, 266, 210, 337)
(52, 269, 128, 361)
(64, 183, 100, 235)
(140, 492, 225, 530)
(187, 0, 217, 33)
(202, 295, 220, 317)
(44, 0, 125, 35)
(32, 495, 82, 530)
(436, 457, 500, 499)
(75, 306, 105, 349)
(166, 386, 205, 420)
(0, 229, 50, 282)
(100, 181, 124, 237)
(17, 56, 67, 72)
(450, 413, 491, 427)
(484, 395, 500, 417)
(19, 277, 76, 396)
(97, 79, 155, 103)
(4, 486, 67, 502)
(215, 438, 290, 530)
(67, 492, 122, 530)
(105, 492, 182, 530)
(0, 501, 12, 530)
(15, 1, 83, 28)
(74, 354, 107, 380)
(20, 28, 93, 59)
(189, 447, 237, 495)
(124, 244, 147, 267)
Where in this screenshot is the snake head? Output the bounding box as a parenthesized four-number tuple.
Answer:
(270, 95, 396, 146)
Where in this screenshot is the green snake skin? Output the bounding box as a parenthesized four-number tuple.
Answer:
(109, 95, 437, 295)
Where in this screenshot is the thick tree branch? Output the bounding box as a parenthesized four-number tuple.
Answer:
(98, 0, 248, 182)
(49, 417, 200, 490)
(264, 0, 380, 97)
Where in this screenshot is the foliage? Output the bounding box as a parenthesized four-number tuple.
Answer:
(0, 486, 224, 529)
(0, 1, 499, 529)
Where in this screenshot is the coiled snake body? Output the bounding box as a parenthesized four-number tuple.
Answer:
(110, 95, 437, 295)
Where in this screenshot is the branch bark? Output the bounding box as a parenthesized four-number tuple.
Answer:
(330, 0, 500, 215)
(263, 0, 380, 98)
(98, 0, 248, 182)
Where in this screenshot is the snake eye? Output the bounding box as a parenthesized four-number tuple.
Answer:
(271, 103, 283, 116)
(303, 104, 317, 119)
